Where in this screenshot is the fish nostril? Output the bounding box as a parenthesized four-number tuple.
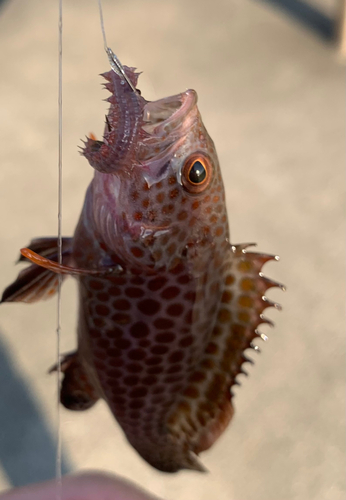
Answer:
(181, 247, 188, 257)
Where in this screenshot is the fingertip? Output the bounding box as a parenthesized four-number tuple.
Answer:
(0, 472, 163, 500)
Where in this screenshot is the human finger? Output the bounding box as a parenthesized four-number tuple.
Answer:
(0, 471, 163, 500)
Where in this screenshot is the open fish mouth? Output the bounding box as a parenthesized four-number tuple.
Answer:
(142, 96, 182, 129)
(82, 67, 199, 176)
(142, 89, 197, 136)
(138, 89, 198, 167)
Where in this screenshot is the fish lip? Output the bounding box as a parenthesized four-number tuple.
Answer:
(141, 89, 197, 136)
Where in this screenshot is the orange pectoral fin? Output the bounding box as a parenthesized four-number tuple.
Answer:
(1, 237, 73, 303)
(1, 263, 65, 303)
(20, 248, 79, 275)
(18, 237, 72, 262)
(20, 248, 120, 277)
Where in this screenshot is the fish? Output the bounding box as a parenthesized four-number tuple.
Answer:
(1, 65, 283, 473)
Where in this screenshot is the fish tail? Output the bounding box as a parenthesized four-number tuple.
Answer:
(128, 434, 207, 473)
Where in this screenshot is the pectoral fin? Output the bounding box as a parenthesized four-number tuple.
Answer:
(1, 237, 73, 303)
(19, 248, 122, 277)
(49, 351, 99, 411)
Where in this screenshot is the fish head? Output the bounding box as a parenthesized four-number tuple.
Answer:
(83, 67, 229, 272)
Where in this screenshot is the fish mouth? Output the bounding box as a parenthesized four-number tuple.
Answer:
(142, 96, 182, 131)
(141, 89, 197, 136)
(83, 67, 198, 176)
(137, 89, 198, 169)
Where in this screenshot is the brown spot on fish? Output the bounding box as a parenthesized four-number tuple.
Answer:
(184, 386, 199, 399)
(125, 287, 145, 298)
(166, 303, 184, 316)
(96, 292, 109, 302)
(134, 212, 143, 222)
(156, 192, 165, 203)
(161, 286, 180, 300)
(168, 351, 184, 363)
(238, 311, 250, 323)
(190, 371, 206, 383)
(127, 363, 143, 373)
(221, 290, 233, 303)
(147, 277, 167, 291)
(225, 274, 235, 285)
(169, 260, 184, 275)
(238, 295, 254, 308)
(151, 345, 169, 355)
(162, 204, 174, 215)
(153, 317, 174, 329)
(217, 308, 231, 323)
(179, 335, 194, 347)
(95, 304, 110, 316)
(109, 286, 122, 296)
(155, 332, 175, 343)
(90, 279, 104, 290)
(177, 211, 188, 221)
(130, 322, 150, 338)
(169, 188, 179, 199)
(177, 274, 190, 285)
(128, 348, 146, 361)
(112, 312, 131, 324)
(124, 375, 140, 386)
(113, 298, 131, 310)
(215, 227, 224, 237)
(130, 386, 148, 398)
(167, 364, 183, 374)
(206, 342, 218, 355)
(137, 298, 161, 315)
(93, 318, 105, 328)
(240, 277, 255, 291)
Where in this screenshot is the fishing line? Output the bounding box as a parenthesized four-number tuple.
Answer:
(97, 0, 108, 51)
(97, 0, 138, 92)
(56, 0, 63, 498)
(54, 5, 130, 496)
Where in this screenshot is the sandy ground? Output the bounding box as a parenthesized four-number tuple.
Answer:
(0, 1, 344, 499)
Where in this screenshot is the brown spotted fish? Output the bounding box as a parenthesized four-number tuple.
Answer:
(1, 65, 283, 472)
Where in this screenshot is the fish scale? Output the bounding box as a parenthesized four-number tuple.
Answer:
(1, 64, 283, 472)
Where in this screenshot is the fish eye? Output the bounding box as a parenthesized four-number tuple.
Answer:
(181, 154, 212, 193)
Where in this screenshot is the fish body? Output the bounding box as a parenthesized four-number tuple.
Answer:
(1, 66, 282, 472)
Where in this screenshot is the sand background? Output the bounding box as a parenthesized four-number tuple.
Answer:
(0, 1, 344, 499)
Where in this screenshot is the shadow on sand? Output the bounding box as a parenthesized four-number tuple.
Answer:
(257, 0, 335, 40)
(0, 333, 71, 487)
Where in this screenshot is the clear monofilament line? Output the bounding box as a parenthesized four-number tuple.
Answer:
(97, 0, 108, 51)
(56, 0, 63, 498)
